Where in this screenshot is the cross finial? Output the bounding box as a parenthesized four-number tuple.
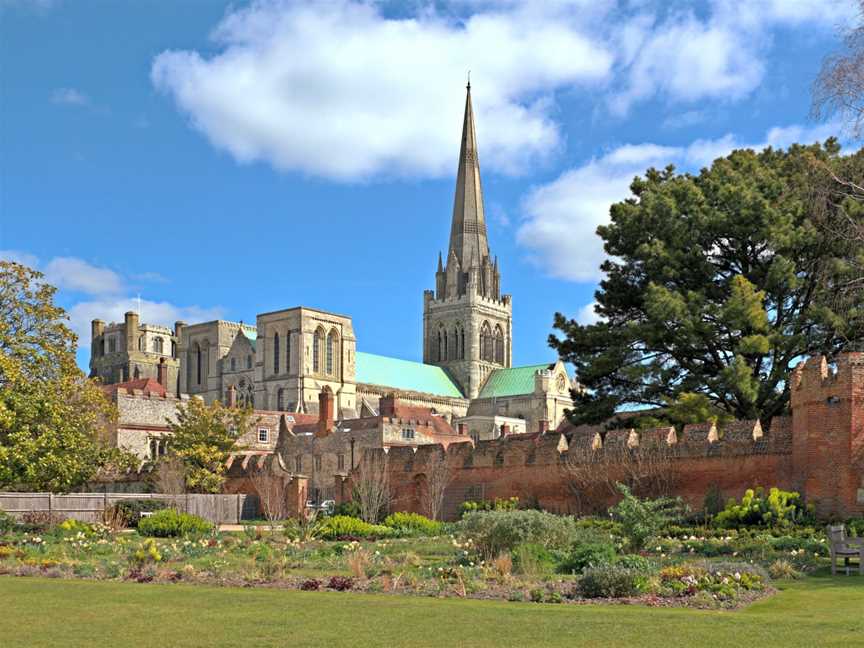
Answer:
(467, 70, 471, 90)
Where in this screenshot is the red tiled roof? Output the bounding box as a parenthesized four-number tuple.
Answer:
(103, 378, 167, 397)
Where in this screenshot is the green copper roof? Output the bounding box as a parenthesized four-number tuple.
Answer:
(478, 364, 552, 398)
(355, 352, 463, 398)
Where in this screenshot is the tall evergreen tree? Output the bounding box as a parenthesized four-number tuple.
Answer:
(551, 141, 864, 426)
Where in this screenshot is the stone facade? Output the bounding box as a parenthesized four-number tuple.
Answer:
(90, 311, 180, 393)
(273, 391, 469, 502)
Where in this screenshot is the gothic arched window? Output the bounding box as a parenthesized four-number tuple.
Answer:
(285, 331, 291, 374)
(153, 337, 164, 354)
(451, 325, 459, 360)
(480, 322, 493, 362)
(437, 329, 444, 362)
(443, 330, 449, 362)
(313, 328, 324, 373)
(326, 330, 338, 375)
(494, 325, 505, 364)
(194, 343, 202, 385)
(277, 388, 285, 411)
(273, 332, 280, 374)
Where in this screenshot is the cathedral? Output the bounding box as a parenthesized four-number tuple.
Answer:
(89, 84, 577, 446)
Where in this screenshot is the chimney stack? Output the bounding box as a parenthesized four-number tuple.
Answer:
(379, 393, 397, 418)
(157, 358, 168, 387)
(316, 387, 335, 438)
(538, 419, 549, 434)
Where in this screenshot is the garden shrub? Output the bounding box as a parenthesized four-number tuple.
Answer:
(846, 518, 864, 537)
(333, 501, 362, 518)
(113, 499, 169, 528)
(459, 510, 577, 558)
(557, 541, 616, 574)
(459, 497, 519, 516)
(610, 484, 686, 550)
(130, 538, 162, 566)
(0, 511, 16, 534)
(300, 578, 321, 591)
(577, 565, 643, 598)
(512, 543, 560, 576)
(383, 512, 442, 536)
(319, 515, 392, 540)
(613, 554, 653, 572)
(659, 562, 766, 600)
(137, 509, 212, 538)
(714, 487, 809, 528)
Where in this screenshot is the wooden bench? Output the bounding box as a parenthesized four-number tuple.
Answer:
(827, 525, 864, 576)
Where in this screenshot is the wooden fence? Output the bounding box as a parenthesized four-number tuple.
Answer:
(0, 492, 258, 525)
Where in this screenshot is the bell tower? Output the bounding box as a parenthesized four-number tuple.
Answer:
(423, 83, 512, 398)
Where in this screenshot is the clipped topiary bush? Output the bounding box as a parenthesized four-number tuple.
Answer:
(383, 512, 443, 536)
(319, 515, 393, 540)
(137, 509, 212, 538)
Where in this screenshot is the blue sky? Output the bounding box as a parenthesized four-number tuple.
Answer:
(1, 0, 859, 372)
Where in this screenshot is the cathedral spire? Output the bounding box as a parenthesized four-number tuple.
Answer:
(448, 82, 489, 268)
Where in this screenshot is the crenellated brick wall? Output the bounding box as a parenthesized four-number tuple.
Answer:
(229, 353, 864, 521)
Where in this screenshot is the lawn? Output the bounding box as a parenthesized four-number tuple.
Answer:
(2, 573, 862, 648)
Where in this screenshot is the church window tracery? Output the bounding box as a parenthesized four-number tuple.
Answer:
(326, 329, 337, 375)
(494, 325, 504, 364)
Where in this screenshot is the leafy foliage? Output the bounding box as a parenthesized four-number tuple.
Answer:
(577, 565, 644, 598)
(0, 261, 133, 491)
(714, 487, 810, 528)
(319, 515, 392, 540)
(610, 483, 685, 550)
(558, 541, 616, 574)
(551, 142, 864, 425)
(383, 512, 442, 536)
(458, 510, 578, 558)
(111, 500, 170, 529)
(166, 398, 252, 493)
(137, 509, 212, 537)
(459, 497, 519, 516)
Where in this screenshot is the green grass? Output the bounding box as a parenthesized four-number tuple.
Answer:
(1, 573, 862, 647)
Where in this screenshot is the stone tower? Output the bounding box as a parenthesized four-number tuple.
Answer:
(423, 83, 512, 398)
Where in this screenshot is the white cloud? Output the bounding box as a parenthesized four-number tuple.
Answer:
(51, 87, 90, 107)
(577, 301, 602, 325)
(151, 1, 615, 180)
(150, 1, 855, 181)
(608, 0, 857, 116)
(68, 298, 224, 349)
(0, 251, 222, 350)
(43, 257, 124, 295)
(0, 249, 39, 268)
(517, 121, 844, 282)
